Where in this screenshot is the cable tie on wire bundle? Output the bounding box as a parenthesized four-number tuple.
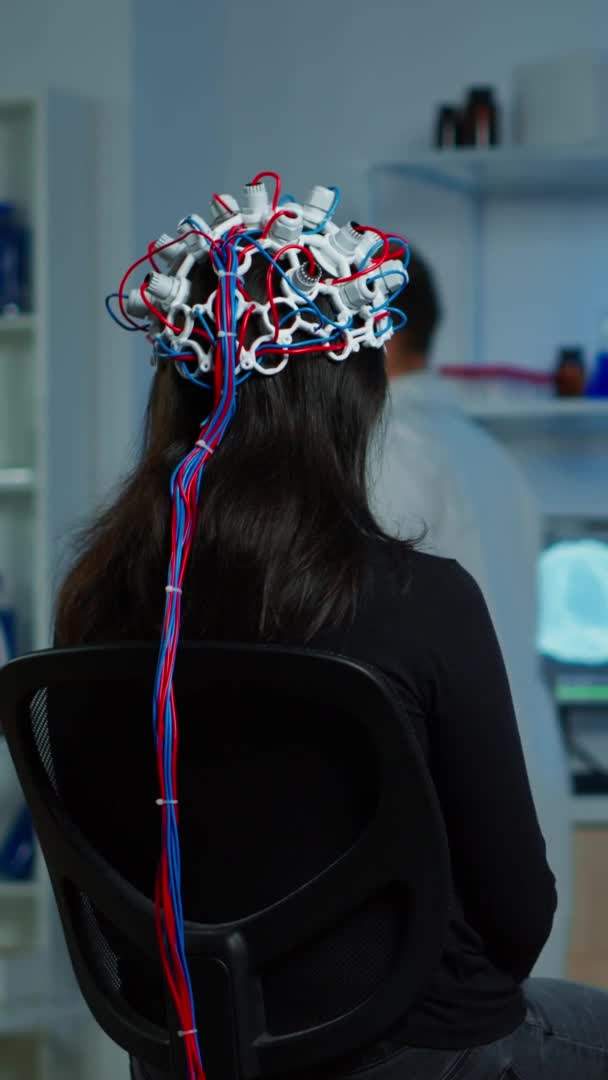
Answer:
(217, 330, 236, 338)
(195, 439, 214, 453)
(165, 585, 182, 594)
(177, 1029, 198, 1038)
(156, 798, 178, 806)
(216, 270, 241, 279)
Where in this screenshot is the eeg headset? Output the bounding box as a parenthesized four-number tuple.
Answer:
(107, 171, 409, 1079)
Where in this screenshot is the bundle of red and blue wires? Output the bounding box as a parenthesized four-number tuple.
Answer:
(152, 236, 240, 1080)
(109, 173, 408, 1079)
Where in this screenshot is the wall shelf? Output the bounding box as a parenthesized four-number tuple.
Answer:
(0, 997, 85, 1036)
(571, 796, 608, 827)
(371, 149, 608, 522)
(0, 884, 38, 949)
(375, 145, 608, 198)
(0, 467, 36, 495)
(0, 91, 96, 1079)
(0, 881, 37, 900)
(465, 398, 608, 433)
(0, 314, 36, 336)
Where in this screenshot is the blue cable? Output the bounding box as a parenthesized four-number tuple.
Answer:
(104, 293, 148, 332)
(278, 305, 324, 328)
(302, 186, 341, 235)
(154, 341, 211, 388)
(243, 233, 352, 332)
(358, 236, 410, 272)
(194, 308, 217, 345)
(154, 235, 243, 1074)
(257, 329, 341, 355)
(139, 205, 409, 1077)
(367, 269, 408, 313)
(374, 306, 408, 336)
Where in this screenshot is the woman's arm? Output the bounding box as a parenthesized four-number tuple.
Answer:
(429, 562, 557, 981)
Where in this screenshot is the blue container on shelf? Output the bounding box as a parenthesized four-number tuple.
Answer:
(586, 318, 608, 398)
(0, 574, 16, 667)
(0, 201, 29, 314)
(586, 352, 608, 398)
(0, 805, 34, 881)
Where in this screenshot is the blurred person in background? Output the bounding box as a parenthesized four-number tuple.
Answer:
(374, 248, 573, 980)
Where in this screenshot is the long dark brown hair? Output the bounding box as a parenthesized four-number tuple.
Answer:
(55, 255, 409, 646)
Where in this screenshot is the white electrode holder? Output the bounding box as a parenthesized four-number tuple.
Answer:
(119, 175, 407, 377)
(241, 183, 271, 228)
(302, 185, 336, 229)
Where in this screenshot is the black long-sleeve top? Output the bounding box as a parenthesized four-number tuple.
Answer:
(312, 546, 557, 1049)
(51, 545, 556, 1057)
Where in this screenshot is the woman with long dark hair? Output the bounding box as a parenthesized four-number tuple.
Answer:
(55, 176, 608, 1079)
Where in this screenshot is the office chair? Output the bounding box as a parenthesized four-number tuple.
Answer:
(0, 643, 450, 1079)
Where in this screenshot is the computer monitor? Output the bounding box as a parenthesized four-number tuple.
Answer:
(538, 527, 608, 792)
(538, 536, 608, 668)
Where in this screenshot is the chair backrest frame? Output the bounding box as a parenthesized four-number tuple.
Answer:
(0, 643, 450, 1079)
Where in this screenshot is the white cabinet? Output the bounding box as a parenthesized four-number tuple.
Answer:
(0, 92, 96, 1079)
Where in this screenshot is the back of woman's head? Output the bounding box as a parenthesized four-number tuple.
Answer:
(55, 177, 410, 645)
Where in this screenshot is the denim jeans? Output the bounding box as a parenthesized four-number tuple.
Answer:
(131, 977, 608, 1079)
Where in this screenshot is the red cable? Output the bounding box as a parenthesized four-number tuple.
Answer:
(214, 281, 224, 400)
(117, 229, 217, 331)
(147, 240, 162, 273)
(440, 364, 553, 384)
(331, 226, 389, 285)
(265, 244, 317, 342)
(272, 242, 317, 276)
(150, 195, 392, 1078)
(250, 170, 281, 209)
(212, 193, 232, 214)
(139, 283, 184, 335)
(152, 371, 229, 1080)
(261, 208, 298, 239)
(237, 304, 256, 360)
(383, 233, 409, 259)
(258, 340, 342, 356)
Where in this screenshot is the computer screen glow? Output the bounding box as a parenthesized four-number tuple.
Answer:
(538, 539, 608, 665)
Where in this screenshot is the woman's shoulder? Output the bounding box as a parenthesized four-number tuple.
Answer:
(359, 539, 488, 654)
(365, 538, 478, 599)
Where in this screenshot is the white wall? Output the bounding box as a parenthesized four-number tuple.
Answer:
(220, 0, 606, 214)
(132, 0, 228, 418)
(3, 0, 606, 498)
(1, 7, 135, 1074)
(219, 0, 608, 371)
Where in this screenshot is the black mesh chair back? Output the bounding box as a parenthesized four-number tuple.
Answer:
(0, 643, 450, 1079)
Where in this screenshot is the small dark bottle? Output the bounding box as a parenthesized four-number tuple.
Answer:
(462, 87, 500, 147)
(555, 347, 586, 397)
(434, 105, 462, 149)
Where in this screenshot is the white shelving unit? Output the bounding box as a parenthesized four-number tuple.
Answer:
(465, 398, 608, 428)
(0, 92, 97, 1079)
(571, 797, 608, 827)
(370, 145, 608, 377)
(374, 145, 608, 198)
(370, 148, 608, 520)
